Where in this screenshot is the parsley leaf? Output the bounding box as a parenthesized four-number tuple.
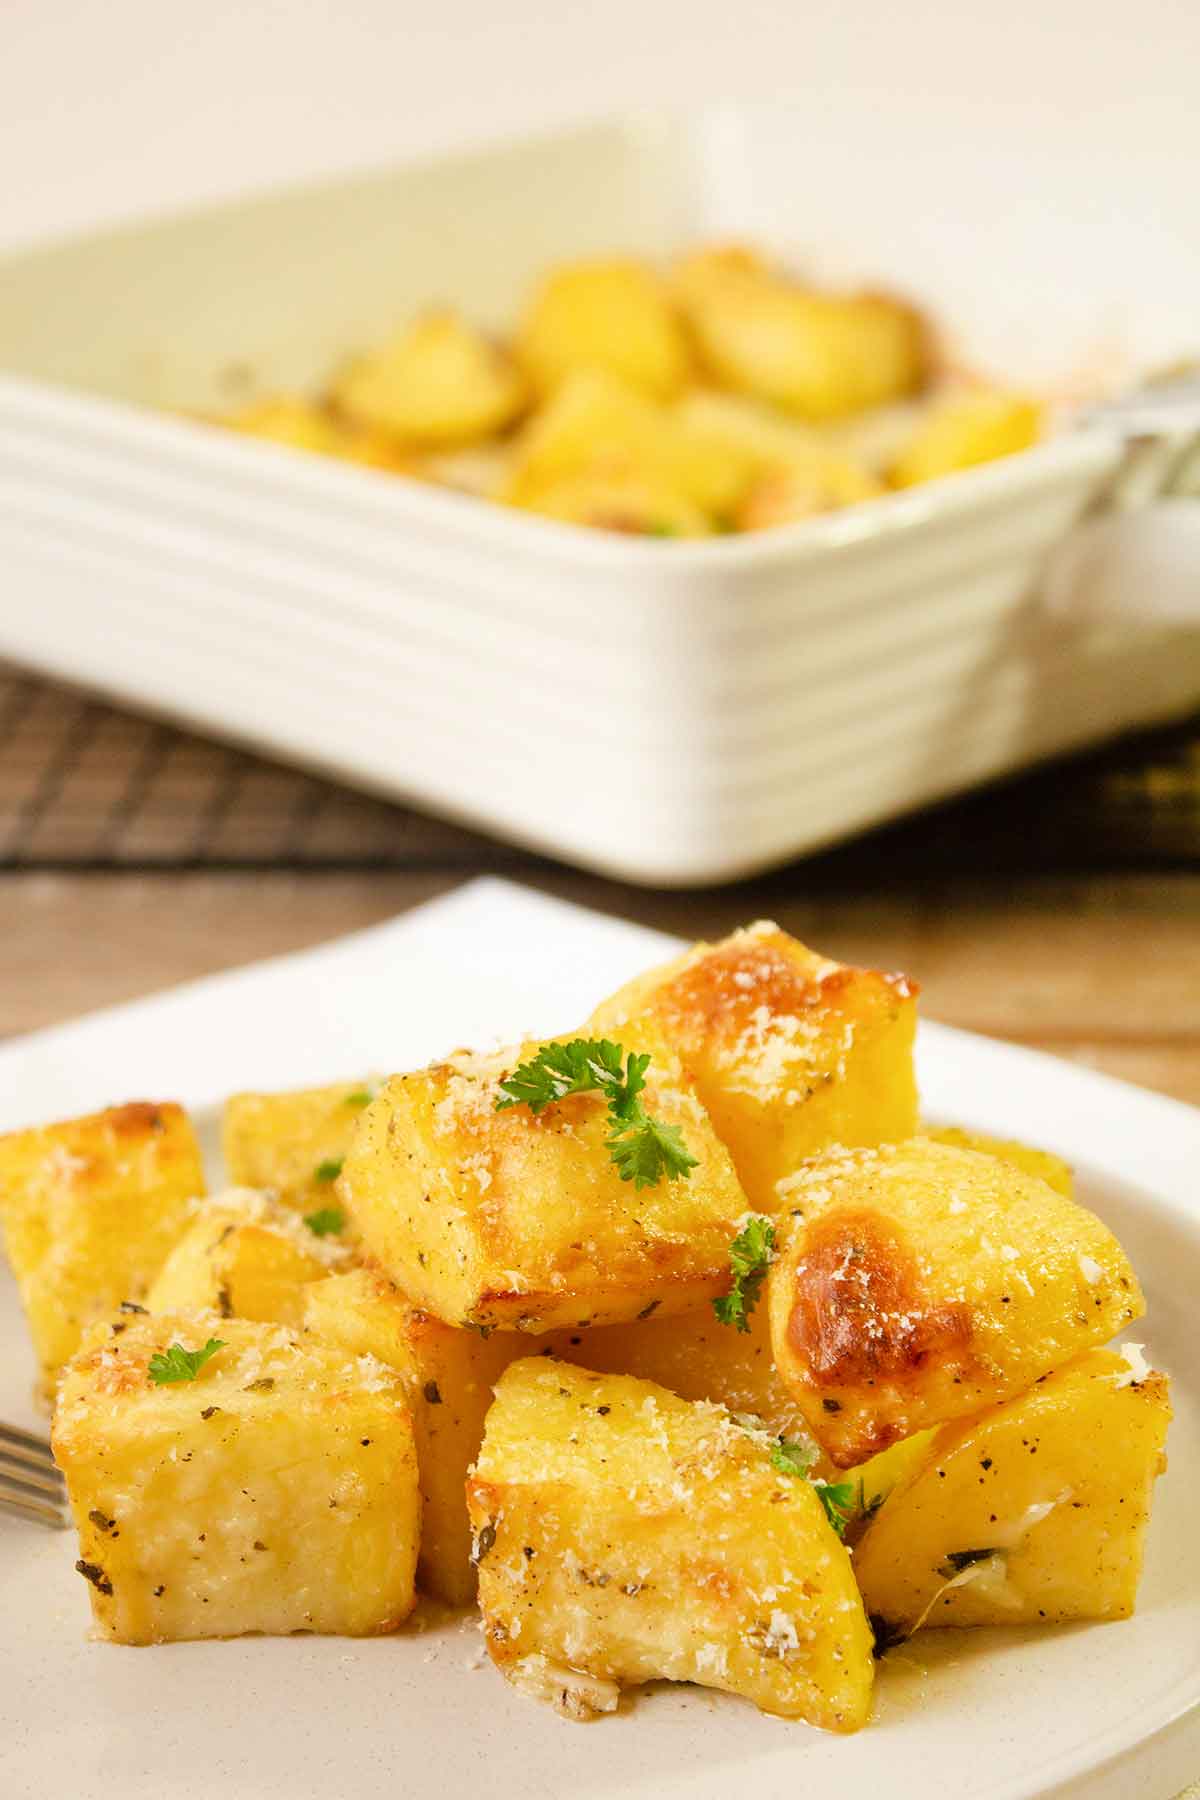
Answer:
(304, 1206, 345, 1237)
(769, 1437, 818, 1479)
(712, 1215, 776, 1331)
(314, 1158, 343, 1184)
(343, 1087, 375, 1109)
(814, 1479, 857, 1538)
(495, 1038, 697, 1191)
(147, 1338, 225, 1386)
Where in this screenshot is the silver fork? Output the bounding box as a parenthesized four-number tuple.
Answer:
(1, 1420, 69, 1529)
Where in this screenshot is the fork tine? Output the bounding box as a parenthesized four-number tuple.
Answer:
(0, 1420, 58, 1467)
(0, 1451, 64, 1498)
(0, 1437, 61, 1481)
(0, 1483, 70, 1530)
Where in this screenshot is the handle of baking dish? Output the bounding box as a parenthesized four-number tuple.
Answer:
(1042, 429, 1200, 626)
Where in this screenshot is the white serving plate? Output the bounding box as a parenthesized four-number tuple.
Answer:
(1, 109, 1199, 884)
(1, 878, 1198, 1800)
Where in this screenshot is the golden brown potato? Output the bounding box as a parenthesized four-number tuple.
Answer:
(516, 257, 692, 401)
(304, 1266, 535, 1605)
(505, 366, 750, 520)
(927, 1126, 1073, 1198)
(854, 1348, 1171, 1641)
(546, 1290, 817, 1445)
(331, 311, 526, 448)
(338, 1030, 749, 1334)
(516, 470, 712, 537)
(53, 1312, 420, 1644)
(0, 1101, 205, 1398)
(767, 1138, 1144, 1466)
(145, 1188, 352, 1326)
(888, 388, 1041, 487)
(222, 1079, 377, 1216)
(676, 250, 928, 421)
(590, 922, 919, 1215)
(675, 391, 882, 530)
(468, 1359, 874, 1726)
(219, 397, 404, 469)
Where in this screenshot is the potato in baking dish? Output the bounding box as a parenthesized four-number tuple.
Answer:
(589, 922, 918, 1215)
(304, 1266, 535, 1606)
(854, 1347, 1171, 1642)
(145, 1187, 353, 1327)
(0, 1101, 205, 1399)
(338, 1030, 748, 1334)
(222, 1077, 377, 1215)
(766, 1138, 1143, 1467)
(467, 1359, 873, 1727)
(52, 1312, 420, 1644)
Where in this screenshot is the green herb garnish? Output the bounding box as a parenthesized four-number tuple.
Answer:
(148, 1338, 225, 1386)
(343, 1087, 375, 1109)
(712, 1215, 775, 1331)
(314, 1158, 344, 1184)
(769, 1437, 817, 1479)
(304, 1206, 345, 1237)
(766, 1435, 855, 1538)
(495, 1038, 699, 1191)
(814, 1480, 857, 1539)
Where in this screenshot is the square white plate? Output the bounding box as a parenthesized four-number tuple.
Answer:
(1, 877, 1197, 1800)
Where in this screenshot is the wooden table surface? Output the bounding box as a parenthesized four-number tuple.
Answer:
(2, 663, 1198, 1108)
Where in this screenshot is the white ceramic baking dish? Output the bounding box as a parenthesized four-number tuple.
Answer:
(1, 107, 1198, 884)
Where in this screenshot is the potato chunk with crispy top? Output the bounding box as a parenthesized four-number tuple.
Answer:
(305, 1266, 535, 1605)
(854, 1348, 1171, 1641)
(0, 1101, 205, 1398)
(590, 922, 918, 1214)
(53, 1312, 419, 1644)
(339, 1031, 748, 1334)
(767, 1139, 1143, 1466)
(516, 258, 692, 401)
(468, 1360, 873, 1727)
(146, 1188, 352, 1326)
(222, 1078, 376, 1214)
(332, 310, 526, 448)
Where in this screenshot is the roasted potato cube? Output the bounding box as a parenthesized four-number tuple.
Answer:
(339, 1032, 748, 1334)
(468, 1359, 873, 1726)
(332, 310, 526, 448)
(219, 397, 404, 470)
(305, 1266, 533, 1605)
(517, 258, 691, 401)
(223, 1079, 377, 1215)
(854, 1347, 1171, 1640)
(676, 391, 882, 531)
(767, 1138, 1144, 1466)
(505, 367, 753, 519)
(676, 251, 928, 421)
(590, 922, 918, 1214)
(146, 1188, 352, 1326)
(888, 388, 1041, 487)
(0, 1101, 205, 1398)
(53, 1312, 419, 1644)
(927, 1126, 1073, 1198)
(547, 1293, 816, 1445)
(517, 469, 712, 538)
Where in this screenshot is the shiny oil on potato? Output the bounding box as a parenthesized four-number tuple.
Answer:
(0, 1101, 206, 1398)
(338, 1029, 748, 1333)
(766, 1138, 1143, 1467)
(53, 1313, 420, 1644)
(590, 922, 919, 1215)
(467, 1359, 874, 1727)
(854, 1347, 1171, 1641)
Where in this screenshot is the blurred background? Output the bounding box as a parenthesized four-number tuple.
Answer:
(1, 0, 1197, 1102)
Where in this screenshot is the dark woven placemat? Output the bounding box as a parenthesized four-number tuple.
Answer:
(1, 662, 1196, 878)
